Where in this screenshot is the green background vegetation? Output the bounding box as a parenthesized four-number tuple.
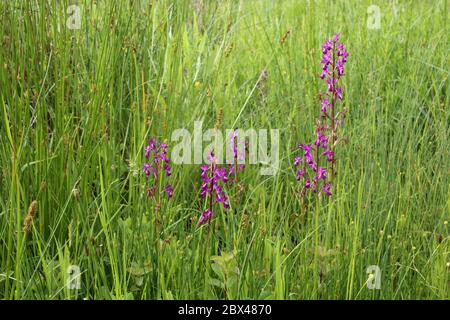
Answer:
(0, 0, 448, 299)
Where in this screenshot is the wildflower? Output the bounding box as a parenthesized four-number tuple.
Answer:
(198, 151, 230, 224)
(316, 167, 327, 180)
(320, 33, 349, 97)
(335, 87, 343, 100)
(322, 39, 332, 53)
(199, 208, 213, 225)
(294, 156, 302, 167)
(320, 68, 328, 80)
(164, 184, 173, 199)
(323, 149, 334, 162)
(143, 138, 173, 200)
(299, 143, 312, 152)
(143, 163, 156, 179)
(323, 183, 332, 196)
(296, 168, 305, 181)
(315, 129, 328, 148)
(294, 33, 348, 197)
(305, 179, 312, 189)
(326, 77, 336, 92)
(321, 99, 329, 113)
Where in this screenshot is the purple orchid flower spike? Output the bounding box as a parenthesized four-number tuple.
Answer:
(294, 33, 348, 198)
(199, 208, 213, 225)
(143, 137, 173, 200)
(198, 150, 230, 225)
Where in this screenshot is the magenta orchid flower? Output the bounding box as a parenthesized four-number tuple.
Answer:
(143, 137, 173, 199)
(294, 33, 348, 197)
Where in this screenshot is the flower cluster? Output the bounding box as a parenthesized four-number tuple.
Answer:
(143, 138, 173, 199)
(320, 33, 349, 100)
(319, 34, 348, 130)
(294, 137, 332, 197)
(199, 151, 230, 225)
(294, 33, 348, 197)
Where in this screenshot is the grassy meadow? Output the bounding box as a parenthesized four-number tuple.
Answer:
(0, 0, 449, 300)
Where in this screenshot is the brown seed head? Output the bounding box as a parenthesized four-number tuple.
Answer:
(23, 200, 38, 234)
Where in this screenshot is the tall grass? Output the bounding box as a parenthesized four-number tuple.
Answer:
(0, 0, 448, 299)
